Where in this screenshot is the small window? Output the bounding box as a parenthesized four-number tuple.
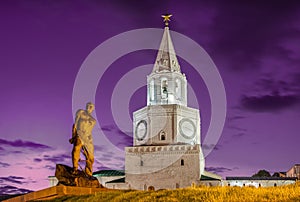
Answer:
(181, 159, 184, 166)
(274, 183, 277, 187)
(140, 160, 143, 166)
(160, 131, 166, 141)
(176, 183, 179, 188)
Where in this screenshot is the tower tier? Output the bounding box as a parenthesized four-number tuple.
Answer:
(133, 104, 201, 146)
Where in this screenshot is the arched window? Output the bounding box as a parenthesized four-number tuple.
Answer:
(160, 131, 166, 141)
(175, 78, 181, 99)
(161, 78, 168, 99)
(140, 160, 143, 166)
(150, 79, 154, 101)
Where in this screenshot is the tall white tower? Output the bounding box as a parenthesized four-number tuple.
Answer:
(125, 15, 205, 190)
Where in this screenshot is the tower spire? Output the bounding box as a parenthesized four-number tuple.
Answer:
(152, 14, 181, 73)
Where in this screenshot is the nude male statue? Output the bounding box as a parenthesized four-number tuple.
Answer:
(69, 102, 96, 176)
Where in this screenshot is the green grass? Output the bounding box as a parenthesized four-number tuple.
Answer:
(46, 182, 300, 202)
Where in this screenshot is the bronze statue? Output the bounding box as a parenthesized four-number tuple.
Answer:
(69, 102, 96, 176)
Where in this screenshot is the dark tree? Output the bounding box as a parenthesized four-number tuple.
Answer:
(252, 169, 271, 177)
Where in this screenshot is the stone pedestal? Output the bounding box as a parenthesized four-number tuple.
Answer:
(4, 185, 109, 202)
(55, 164, 102, 188)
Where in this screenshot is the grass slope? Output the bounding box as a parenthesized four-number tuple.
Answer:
(47, 182, 300, 202)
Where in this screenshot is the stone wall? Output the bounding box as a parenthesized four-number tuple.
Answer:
(125, 144, 203, 190)
(223, 179, 296, 187)
(105, 182, 130, 190)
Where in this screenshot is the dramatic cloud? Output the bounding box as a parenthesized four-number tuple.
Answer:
(33, 158, 42, 163)
(205, 166, 233, 174)
(241, 93, 299, 112)
(43, 154, 71, 163)
(251, 76, 300, 95)
(240, 75, 300, 112)
(0, 185, 32, 195)
(0, 162, 10, 168)
(0, 139, 52, 150)
(44, 165, 56, 171)
(209, 1, 300, 71)
(0, 176, 25, 185)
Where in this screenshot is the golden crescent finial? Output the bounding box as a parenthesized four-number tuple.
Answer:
(161, 14, 172, 27)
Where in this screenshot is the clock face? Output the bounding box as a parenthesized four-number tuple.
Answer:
(135, 120, 147, 141)
(179, 118, 196, 139)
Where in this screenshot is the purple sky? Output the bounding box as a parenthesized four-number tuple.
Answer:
(1, 0, 300, 194)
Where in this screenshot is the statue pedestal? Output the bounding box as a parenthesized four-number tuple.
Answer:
(5, 185, 109, 201)
(55, 164, 102, 188)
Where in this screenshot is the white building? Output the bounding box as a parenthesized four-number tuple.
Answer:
(286, 164, 300, 179)
(224, 177, 296, 188)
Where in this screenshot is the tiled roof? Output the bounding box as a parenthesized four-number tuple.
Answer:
(226, 177, 297, 180)
(106, 177, 125, 184)
(200, 175, 221, 181)
(93, 170, 125, 177)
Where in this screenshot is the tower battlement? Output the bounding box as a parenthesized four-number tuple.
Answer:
(126, 144, 200, 153)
